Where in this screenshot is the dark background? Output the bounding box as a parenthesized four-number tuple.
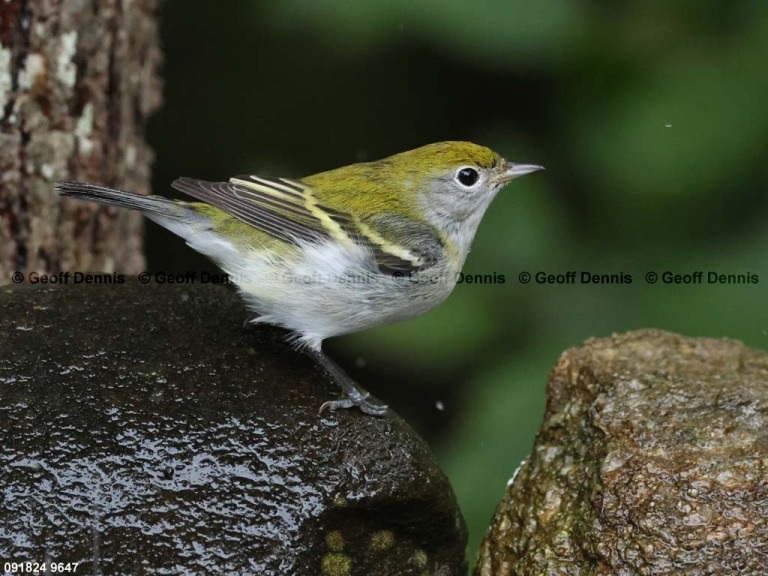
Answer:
(145, 0, 768, 559)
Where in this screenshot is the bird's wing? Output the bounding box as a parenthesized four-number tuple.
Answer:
(172, 175, 444, 275)
(354, 212, 445, 274)
(172, 175, 350, 246)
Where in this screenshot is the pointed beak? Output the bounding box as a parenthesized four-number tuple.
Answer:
(494, 162, 545, 185)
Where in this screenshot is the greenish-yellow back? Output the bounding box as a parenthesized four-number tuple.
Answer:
(300, 141, 501, 219)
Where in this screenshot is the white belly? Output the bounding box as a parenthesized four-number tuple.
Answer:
(224, 240, 458, 350)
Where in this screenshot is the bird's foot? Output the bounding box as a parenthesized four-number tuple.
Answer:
(308, 348, 388, 417)
(318, 391, 388, 417)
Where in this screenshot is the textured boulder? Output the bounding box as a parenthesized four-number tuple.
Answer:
(476, 330, 768, 576)
(0, 282, 466, 575)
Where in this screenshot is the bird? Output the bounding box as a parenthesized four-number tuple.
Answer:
(56, 141, 543, 416)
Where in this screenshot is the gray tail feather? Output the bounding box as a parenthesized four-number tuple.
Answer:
(55, 182, 185, 219)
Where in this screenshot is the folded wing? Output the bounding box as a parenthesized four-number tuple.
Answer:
(172, 175, 444, 275)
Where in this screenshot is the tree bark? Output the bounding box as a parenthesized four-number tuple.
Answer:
(0, 0, 161, 284)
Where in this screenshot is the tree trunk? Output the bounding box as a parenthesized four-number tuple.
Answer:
(0, 0, 161, 284)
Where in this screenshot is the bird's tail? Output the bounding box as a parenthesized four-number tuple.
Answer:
(54, 182, 190, 220)
(54, 181, 239, 264)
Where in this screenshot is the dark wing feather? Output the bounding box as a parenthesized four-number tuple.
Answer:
(172, 176, 444, 275)
(356, 213, 445, 275)
(172, 176, 341, 245)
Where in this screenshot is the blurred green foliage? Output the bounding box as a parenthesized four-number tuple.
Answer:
(147, 0, 768, 564)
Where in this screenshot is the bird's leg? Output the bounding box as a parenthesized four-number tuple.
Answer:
(306, 348, 388, 417)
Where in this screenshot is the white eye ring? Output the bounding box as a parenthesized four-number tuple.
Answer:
(454, 166, 481, 188)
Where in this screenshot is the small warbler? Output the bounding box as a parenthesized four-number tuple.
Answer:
(56, 142, 542, 416)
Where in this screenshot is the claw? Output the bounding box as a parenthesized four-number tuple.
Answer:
(308, 348, 388, 417)
(318, 398, 354, 414)
(318, 397, 388, 416)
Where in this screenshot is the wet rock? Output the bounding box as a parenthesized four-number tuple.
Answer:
(475, 330, 768, 576)
(0, 282, 466, 576)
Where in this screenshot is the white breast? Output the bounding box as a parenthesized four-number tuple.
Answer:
(225, 239, 458, 350)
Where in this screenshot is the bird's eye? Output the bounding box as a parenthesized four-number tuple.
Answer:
(456, 167, 480, 187)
